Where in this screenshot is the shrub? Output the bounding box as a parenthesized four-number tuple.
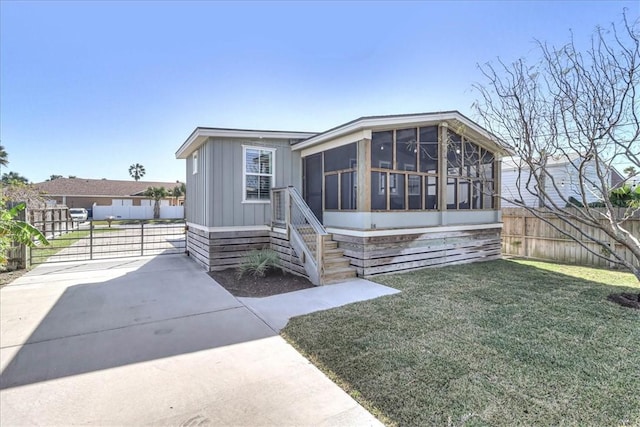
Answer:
(0, 202, 48, 269)
(237, 249, 281, 278)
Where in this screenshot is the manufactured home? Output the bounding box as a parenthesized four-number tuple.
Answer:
(176, 111, 508, 284)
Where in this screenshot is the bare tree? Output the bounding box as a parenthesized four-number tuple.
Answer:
(473, 11, 640, 281)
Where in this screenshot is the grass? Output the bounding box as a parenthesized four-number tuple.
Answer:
(282, 259, 640, 426)
(90, 219, 184, 226)
(31, 228, 115, 260)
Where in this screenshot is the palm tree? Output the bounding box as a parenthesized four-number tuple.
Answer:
(129, 163, 146, 181)
(1, 172, 29, 185)
(171, 183, 186, 205)
(623, 166, 638, 178)
(0, 145, 8, 167)
(143, 186, 168, 219)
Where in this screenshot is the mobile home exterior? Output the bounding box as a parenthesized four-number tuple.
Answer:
(176, 111, 507, 283)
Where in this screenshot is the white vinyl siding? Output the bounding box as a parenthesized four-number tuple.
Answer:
(501, 161, 604, 208)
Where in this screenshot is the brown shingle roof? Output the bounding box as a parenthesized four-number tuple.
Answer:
(34, 178, 183, 197)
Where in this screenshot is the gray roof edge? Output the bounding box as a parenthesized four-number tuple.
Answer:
(292, 110, 462, 146)
(175, 127, 319, 159)
(291, 110, 508, 153)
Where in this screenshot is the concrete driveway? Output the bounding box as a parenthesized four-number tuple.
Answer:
(0, 255, 383, 426)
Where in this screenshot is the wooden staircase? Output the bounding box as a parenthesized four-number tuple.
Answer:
(319, 236, 358, 284)
(296, 226, 357, 284)
(271, 186, 356, 285)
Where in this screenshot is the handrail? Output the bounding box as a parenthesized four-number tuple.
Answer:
(288, 186, 328, 236)
(271, 186, 328, 285)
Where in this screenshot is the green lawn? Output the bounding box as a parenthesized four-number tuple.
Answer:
(90, 218, 184, 226)
(283, 259, 640, 426)
(31, 228, 114, 261)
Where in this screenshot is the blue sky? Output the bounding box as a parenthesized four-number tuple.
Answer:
(1, 0, 637, 184)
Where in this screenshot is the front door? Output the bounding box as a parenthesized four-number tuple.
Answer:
(303, 153, 323, 223)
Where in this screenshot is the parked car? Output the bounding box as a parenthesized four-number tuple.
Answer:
(69, 208, 88, 222)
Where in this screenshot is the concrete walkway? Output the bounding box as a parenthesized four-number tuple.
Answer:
(239, 279, 400, 332)
(0, 255, 392, 426)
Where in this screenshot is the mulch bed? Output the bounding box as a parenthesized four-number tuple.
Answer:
(208, 268, 314, 298)
(607, 292, 640, 310)
(0, 269, 29, 288)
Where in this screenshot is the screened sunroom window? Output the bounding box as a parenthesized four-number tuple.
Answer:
(419, 126, 438, 173)
(446, 131, 495, 210)
(371, 127, 439, 211)
(243, 146, 275, 202)
(323, 143, 357, 211)
(372, 131, 393, 169)
(395, 128, 417, 171)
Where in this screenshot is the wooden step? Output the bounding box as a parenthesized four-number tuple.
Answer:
(323, 256, 351, 269)
(324, 248, 346, 258)
(323, 266, 357, 284)
(298, 241, 339, 252)
(323, 240, 338, 250)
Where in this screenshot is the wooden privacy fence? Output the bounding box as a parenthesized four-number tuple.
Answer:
(27, 206, 73, 238)
(5, 206, 72, 270)
(502, 207, 640, 269)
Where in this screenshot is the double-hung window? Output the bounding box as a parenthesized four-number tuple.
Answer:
(243, 146, 275, 202)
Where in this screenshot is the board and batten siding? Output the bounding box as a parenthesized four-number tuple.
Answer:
(187, 137, 302, 228)
(185, 140, 211, 226)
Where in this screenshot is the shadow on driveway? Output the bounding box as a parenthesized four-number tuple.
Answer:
(0, 256, 275, 389)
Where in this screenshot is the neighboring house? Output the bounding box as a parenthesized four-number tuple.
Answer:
(176, 111, 508, 284)
(501, 156, 618, 208)
(34, 178, 184, 214)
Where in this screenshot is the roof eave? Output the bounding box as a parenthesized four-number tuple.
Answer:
(292, 111, 509, 156)
(175, 127, 318, 159)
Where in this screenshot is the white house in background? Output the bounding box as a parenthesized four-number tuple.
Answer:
(92, 199, 183, 220)
(501, 156, 623, 208)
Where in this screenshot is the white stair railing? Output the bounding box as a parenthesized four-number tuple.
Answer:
(271, 186, 328, 285)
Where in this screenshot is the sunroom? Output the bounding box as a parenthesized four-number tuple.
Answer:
(274, 111, 507, 278)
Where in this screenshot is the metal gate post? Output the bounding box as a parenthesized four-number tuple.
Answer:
(140, 222, 144, 256)
(89, 222, 94, 260)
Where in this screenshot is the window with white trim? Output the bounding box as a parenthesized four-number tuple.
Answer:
(243, 146, 275, 202)
(192, 150, 198, 174)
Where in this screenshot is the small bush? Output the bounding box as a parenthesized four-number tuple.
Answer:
(237, 249, 281, 278)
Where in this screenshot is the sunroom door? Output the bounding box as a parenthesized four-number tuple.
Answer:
(303, 153, 323, 223)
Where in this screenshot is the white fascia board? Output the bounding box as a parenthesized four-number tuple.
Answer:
(299, 130, 371, 157)
(293, 111, 502, 152)
(176, 128, 317, 159)
(326, 222, 503, 238)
